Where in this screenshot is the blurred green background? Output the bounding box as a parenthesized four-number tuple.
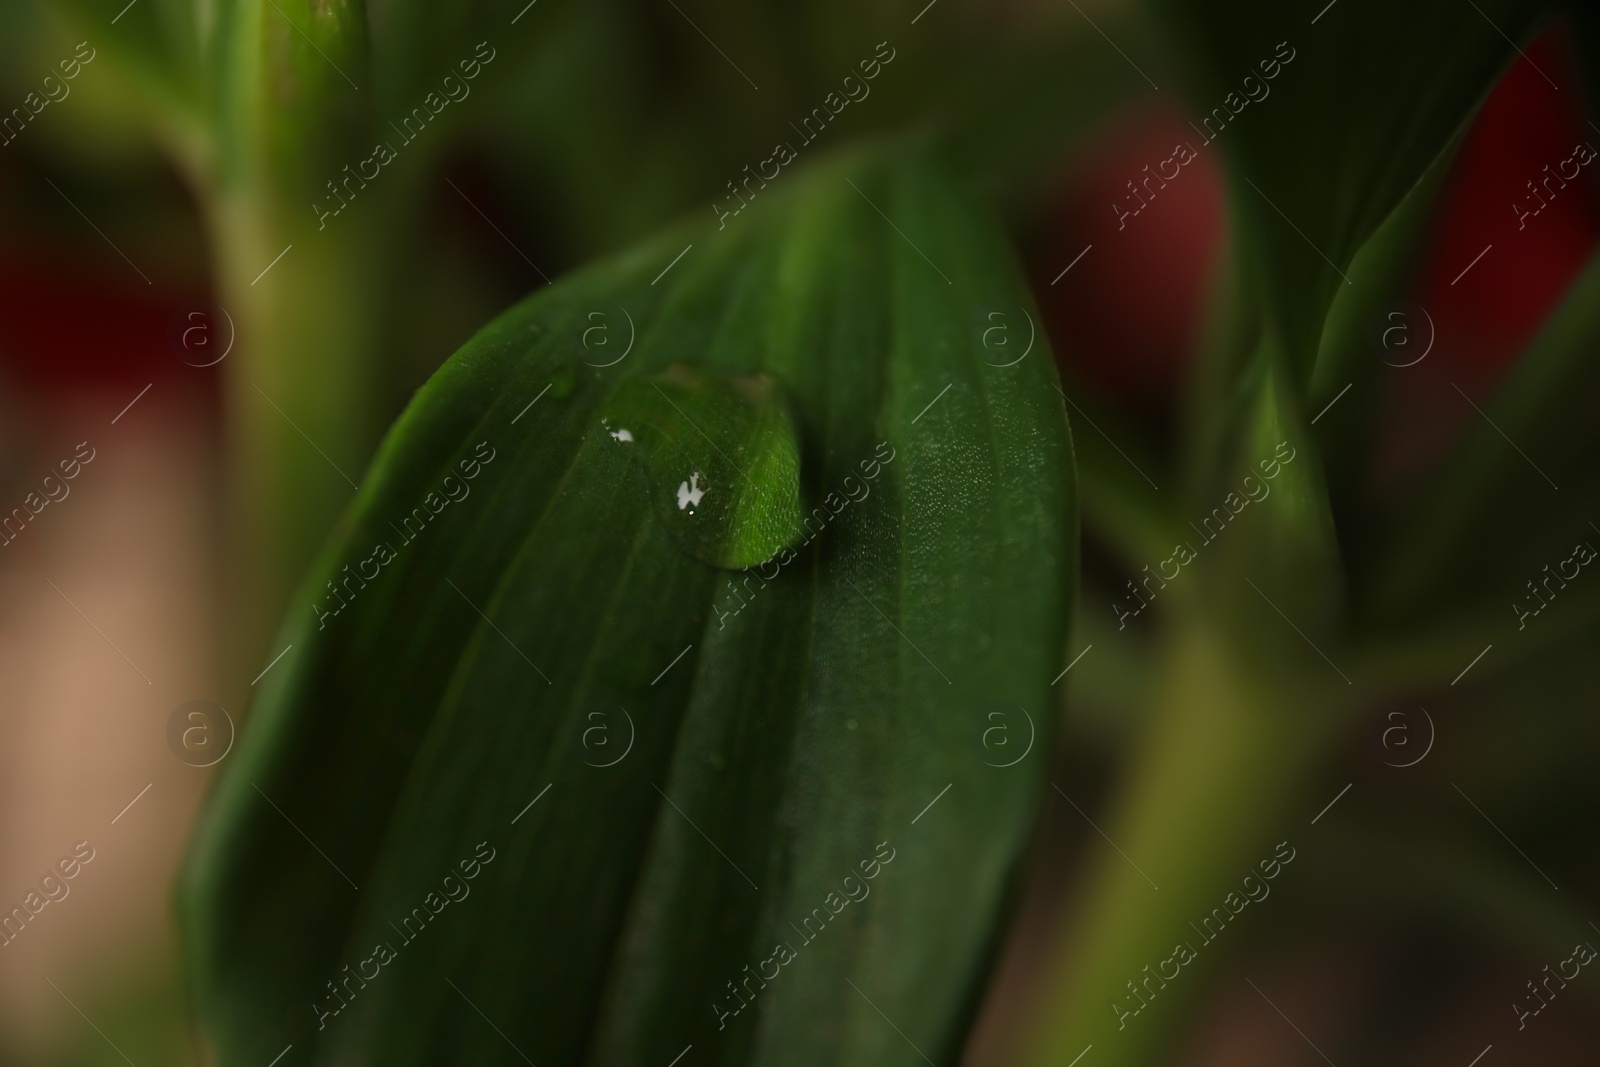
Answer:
(1, 0, 1598, 1062)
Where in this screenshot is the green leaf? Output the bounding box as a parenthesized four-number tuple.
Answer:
(182, 144, 1076, 1065)
(29, 0, 206, 159)
(1148, 0, 1550, 680)
(1364, 248, 1600, 674)
(1207, 360, 1343, 634)
(1154, 0, 1548, 385)
(1308, 132, 1462, 496)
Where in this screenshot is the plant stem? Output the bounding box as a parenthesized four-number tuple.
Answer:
(211, 188, 387, 686)
(1019, 617, 1341, 1066)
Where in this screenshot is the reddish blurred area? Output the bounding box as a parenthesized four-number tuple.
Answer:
(1392, 26, 1598, 479)
(0, 166, 214, 403)
(1028, 105, 1225, 408)
(0, 256, 196, 394)
(1413, 28, 1600, 391)
(0, 155, 219, 1066)
(1028, 25, 1600, 411)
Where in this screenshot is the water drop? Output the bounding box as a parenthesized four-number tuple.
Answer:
(602, 364, 804, 569)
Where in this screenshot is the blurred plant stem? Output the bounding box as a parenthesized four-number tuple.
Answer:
(189, 0, 389, 691)
(1021, 617, 1342, 1065)
(211, 192, 388, 686)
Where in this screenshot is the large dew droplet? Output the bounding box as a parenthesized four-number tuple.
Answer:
(601, 364, 805, 569)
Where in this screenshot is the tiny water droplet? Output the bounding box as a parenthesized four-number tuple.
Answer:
(602, 364, 804, 569)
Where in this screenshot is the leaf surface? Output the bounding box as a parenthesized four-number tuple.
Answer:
(182, 145, 1076, 1066)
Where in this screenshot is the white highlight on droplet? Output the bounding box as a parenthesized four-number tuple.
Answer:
(610, 427, 634, 442)
(676, 471, 706, 511)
